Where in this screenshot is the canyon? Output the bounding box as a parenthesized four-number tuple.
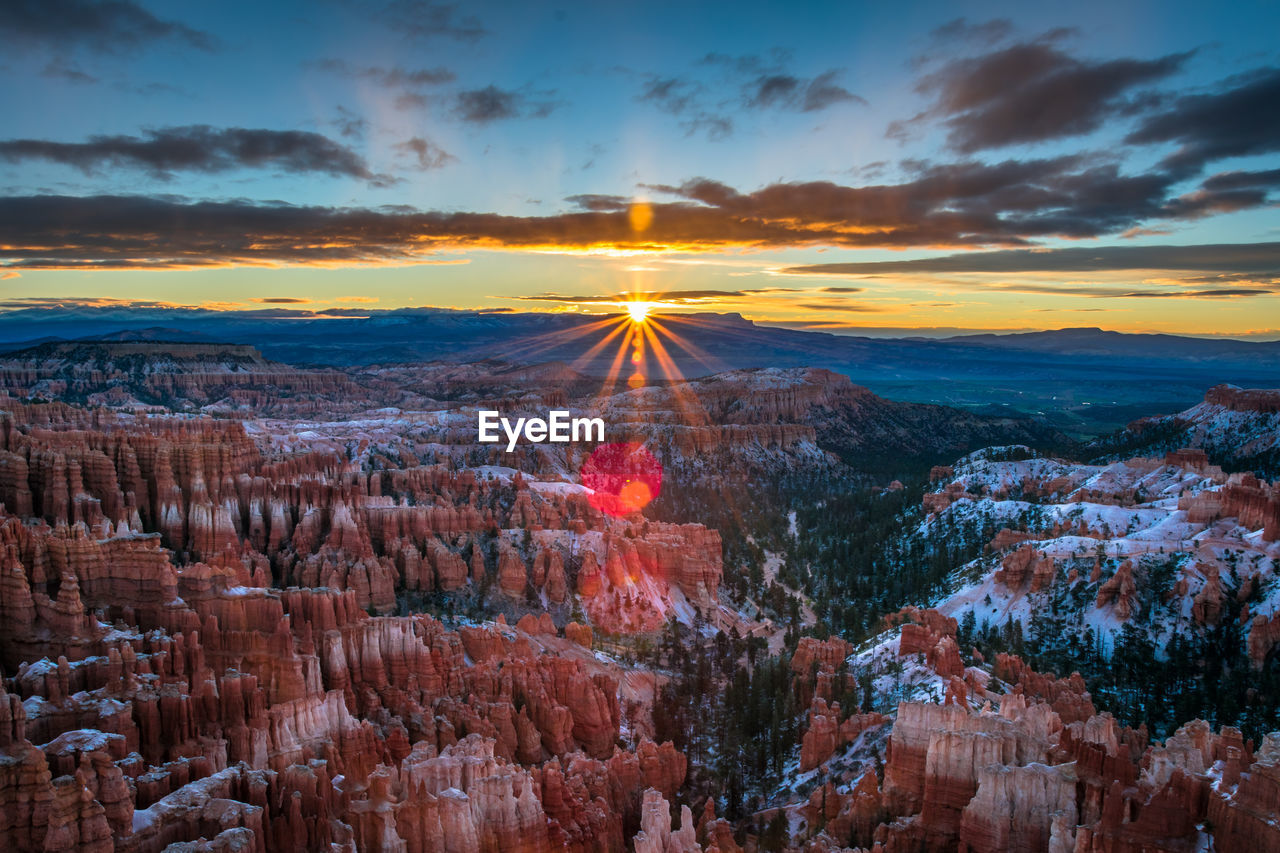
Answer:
(0, 344, 1277, 851)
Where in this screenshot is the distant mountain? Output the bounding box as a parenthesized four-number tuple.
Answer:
(941, 326, 1280, 362)
(84, 326, 218, 343)
(0, 306, 1277, 436)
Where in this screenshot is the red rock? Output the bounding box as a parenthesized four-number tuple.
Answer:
(564, 621, 593, 647)
(1095, 559, 1138, 619)
(994, 545, 1056, 592)
(544, 550, 568, 603)
(1193, 565, 1226, 626)
(498, 546, 528, 598)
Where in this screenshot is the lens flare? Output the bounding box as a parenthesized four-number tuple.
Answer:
(582, 442, 662, 517)
(626, 302, 651, 323)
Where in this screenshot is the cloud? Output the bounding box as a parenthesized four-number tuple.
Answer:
(0, 159, 1273, 270)
(929, 18, 1015, 46)
(312, 58, 456, 88)
(395, 137, 455, 170)
(394, 93, 430, 110)
(746, 70, 866, 112)
(0, 0, 216, 53)
(0, 296, 186, 309)
(636, 53, 860, 140)
(566, 194, 631, 212)
(338, 296, 379, 303)
(1125, 67, 1280, 176)
(638, 77, 700, 115)
(331, 106, 368, 139)
(780, 242, 1280, 276)
(375, 1, 486, 41)
(699, 50, 794, 76)
(636, 77, 734, 139)
(0, 126, 395, 184)
(1200, 168, 1280, 192)
(513, 288, 806, 304)
(681, 114, 734, 141)
(0, 271, 19, 280)
(42, 58, 97, 84)
(794, 302, 885, 312)
(647, 155, 1201, 244)
(251, 297, 310, 304)
(1108, 288, 1276, 299)
(453, 86, 556, 123)
(892, 39, 1188, 151)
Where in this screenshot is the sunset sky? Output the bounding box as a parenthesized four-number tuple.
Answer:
(1, 0, 1278, 338)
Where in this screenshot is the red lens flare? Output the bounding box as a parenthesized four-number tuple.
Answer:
(582, 442, 662, 517)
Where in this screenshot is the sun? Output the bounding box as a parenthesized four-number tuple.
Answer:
(625, 302, 652, 323)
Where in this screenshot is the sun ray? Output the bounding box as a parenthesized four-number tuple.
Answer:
(595, 322, 639, 402)
(641, 320, 709, 426)
(645, 316, 731, 376)
(498, 315, 622, 362)
(569, 318, 633, 383)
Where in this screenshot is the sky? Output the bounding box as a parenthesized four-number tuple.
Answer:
(1, 0, 1278, 338)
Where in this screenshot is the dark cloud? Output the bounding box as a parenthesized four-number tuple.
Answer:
(0, 159, 1273, 270)
(514, 288, 805, 304)
(634, 76, 733, 140)
(638, 77, 700, 115)
(652, 155, 1193, 243)
(818, 286, 864, 293)
(747, 71, 865, 112)
(42, 58, 97, 84)
(699, 49, 800, 78)
(251, 297, 310, 304)
(0, 297, 188, 309)
(893, 40, 1188, 152)
(0, 126, 393, 184)
(703, 52, 864, 114)
(1109, 288, 1276, 299)
(312, 59, 456, 88)
(375, 1, 486, 41)
(681, 114, 734, 141)
(395, 137, 455, 170)
(453, 86, 556, 123)
(0, 0, 215, 52)
(1200, 168, 1280, 192)
(1125, 67, 1280, 176)
(566, 194, 631, 211)
(331, 107, 368, 139)
(929, 18, 1014, 46)
(393, 93, 430, 110)
(795, 302, 885, 312)
(636, 53, 859, 140)
(781, 242, 1280, 276)
(1152, 166, 1280, 220)
(1161, 186, 1273, 220)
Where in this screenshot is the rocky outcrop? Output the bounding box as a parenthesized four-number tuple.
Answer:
(800, 698, 888, 772)
(1204, 384, 1280, 414)
(892, 608, 963, 680)
(994, 545, 1056, 593)
(1095, 559, 1138, 619)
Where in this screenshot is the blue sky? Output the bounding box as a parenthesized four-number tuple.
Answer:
(1, 0, 1278, 337)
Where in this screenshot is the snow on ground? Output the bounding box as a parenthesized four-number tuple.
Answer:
(921, 453, 1280, 656)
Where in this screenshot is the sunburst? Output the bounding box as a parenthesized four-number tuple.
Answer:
(625, 301, 652, 324)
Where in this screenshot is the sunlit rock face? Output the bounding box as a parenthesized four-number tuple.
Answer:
(3, 349, 1279, 853)
(792, 608, 1280, 853)
(0, 393, 711, 852)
